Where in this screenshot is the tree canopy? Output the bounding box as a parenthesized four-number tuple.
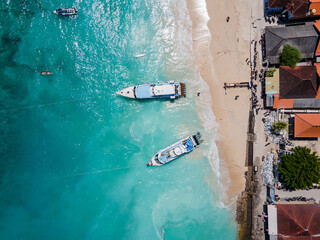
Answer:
(278, 44, 302, 68)
(278, 146, 320, 190)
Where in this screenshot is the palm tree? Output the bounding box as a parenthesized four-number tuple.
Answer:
(272, 121, 287, 134)
(278, 146, 320, 190)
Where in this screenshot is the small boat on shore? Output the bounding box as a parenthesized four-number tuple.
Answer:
(53, 8, 77, 16)
(40, 71, 53, 75)
(147, 132, 203, 166)
(116, 81, 186, 100)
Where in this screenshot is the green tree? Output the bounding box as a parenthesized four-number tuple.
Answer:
(272, 121, 287, 133)
(279, 44, 302, 68)
(278, 146, 320, 190)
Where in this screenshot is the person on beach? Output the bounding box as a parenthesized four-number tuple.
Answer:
(226, 16, 230, 22)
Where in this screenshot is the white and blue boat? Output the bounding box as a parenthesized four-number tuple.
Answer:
(116, 81, 185, 100)
(147, 132, 203, 166)
(53, 8, 77, 15)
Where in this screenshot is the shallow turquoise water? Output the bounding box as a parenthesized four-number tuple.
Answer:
(0, 0, 237, 239)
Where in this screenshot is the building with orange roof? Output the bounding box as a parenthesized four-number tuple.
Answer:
(294, 113, 320, 137)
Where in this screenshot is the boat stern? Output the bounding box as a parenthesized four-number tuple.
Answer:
(179, 83, 186, 97)
(116, 86, 136, 99)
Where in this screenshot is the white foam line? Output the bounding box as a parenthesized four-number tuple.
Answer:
(185, 0, 233, 208)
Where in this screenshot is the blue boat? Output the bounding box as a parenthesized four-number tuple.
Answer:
(116, 81, 186, 100)
(147, 132, 203, 166)
(53, 8, 77, 16)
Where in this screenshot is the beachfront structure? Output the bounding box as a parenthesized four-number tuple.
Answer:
(265, 23, 318, 65)
(267, 0, 320, 21)
(265, 66, 320, 108)
(267, 204, 320, 239)
(294, 113, 320, 138)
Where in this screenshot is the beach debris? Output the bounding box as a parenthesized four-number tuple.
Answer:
(261, 152, 275, 187)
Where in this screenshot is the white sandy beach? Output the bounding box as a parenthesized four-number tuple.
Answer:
(187, 0, 260, 203)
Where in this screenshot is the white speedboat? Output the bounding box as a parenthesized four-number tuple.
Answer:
(116, 81, 186, 99)
(147, 132, 203, 166)
(53, 8, 77, 15)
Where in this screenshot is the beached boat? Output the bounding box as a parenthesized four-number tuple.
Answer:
(147, 132, 203, 166)
(116, 81, 186, 99)
(53, 8, 77, 15)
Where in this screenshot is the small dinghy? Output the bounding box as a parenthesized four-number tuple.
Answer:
(135, 54, 146, 58)
(116, 81, 186, 100)
(40, 71, 53, 75)
(53, 8, 77, 16)
(147, 132, 203, 166)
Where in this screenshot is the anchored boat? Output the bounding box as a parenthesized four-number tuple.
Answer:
(147, 132, 203, 166)
(116, 81, 186, 100)
(53, 8, 77, 15)
(40, 71, 53, 75)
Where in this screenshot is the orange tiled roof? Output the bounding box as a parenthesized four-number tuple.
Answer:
(309, 3, 320, 15)
(310, 0, 320, 3)
(316, 86, 320, 98)
(314, 20, 320, 32)
(315, 63, 320, 76)
(273, 95, 294, 109)
(294, 113, 320, 137)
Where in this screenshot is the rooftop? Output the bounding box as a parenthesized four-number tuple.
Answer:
(268, 204, 320, 239)
(294, 113, 320, 137)
(265, 23, 318, 64)
(279, 66, 318, 99)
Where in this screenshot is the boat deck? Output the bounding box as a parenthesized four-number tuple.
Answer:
(158, 138, 194, 163)
(135, 85, 151, 98)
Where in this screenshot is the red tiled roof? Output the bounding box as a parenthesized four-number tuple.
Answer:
(279, 66, 318, 99)
(269, 0, 290, 8)
(295, 113, 320, 137)
(268, 0, 310, 18)
(273, 95, 294, 108)
(277, 204, 320, 238)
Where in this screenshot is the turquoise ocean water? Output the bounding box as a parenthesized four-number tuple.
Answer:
(0, 0, 237, 239)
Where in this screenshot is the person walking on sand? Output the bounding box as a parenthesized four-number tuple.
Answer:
(226, 16, 230, 22)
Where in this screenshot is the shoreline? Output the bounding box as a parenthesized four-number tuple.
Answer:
(187, 0, 252, 204)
